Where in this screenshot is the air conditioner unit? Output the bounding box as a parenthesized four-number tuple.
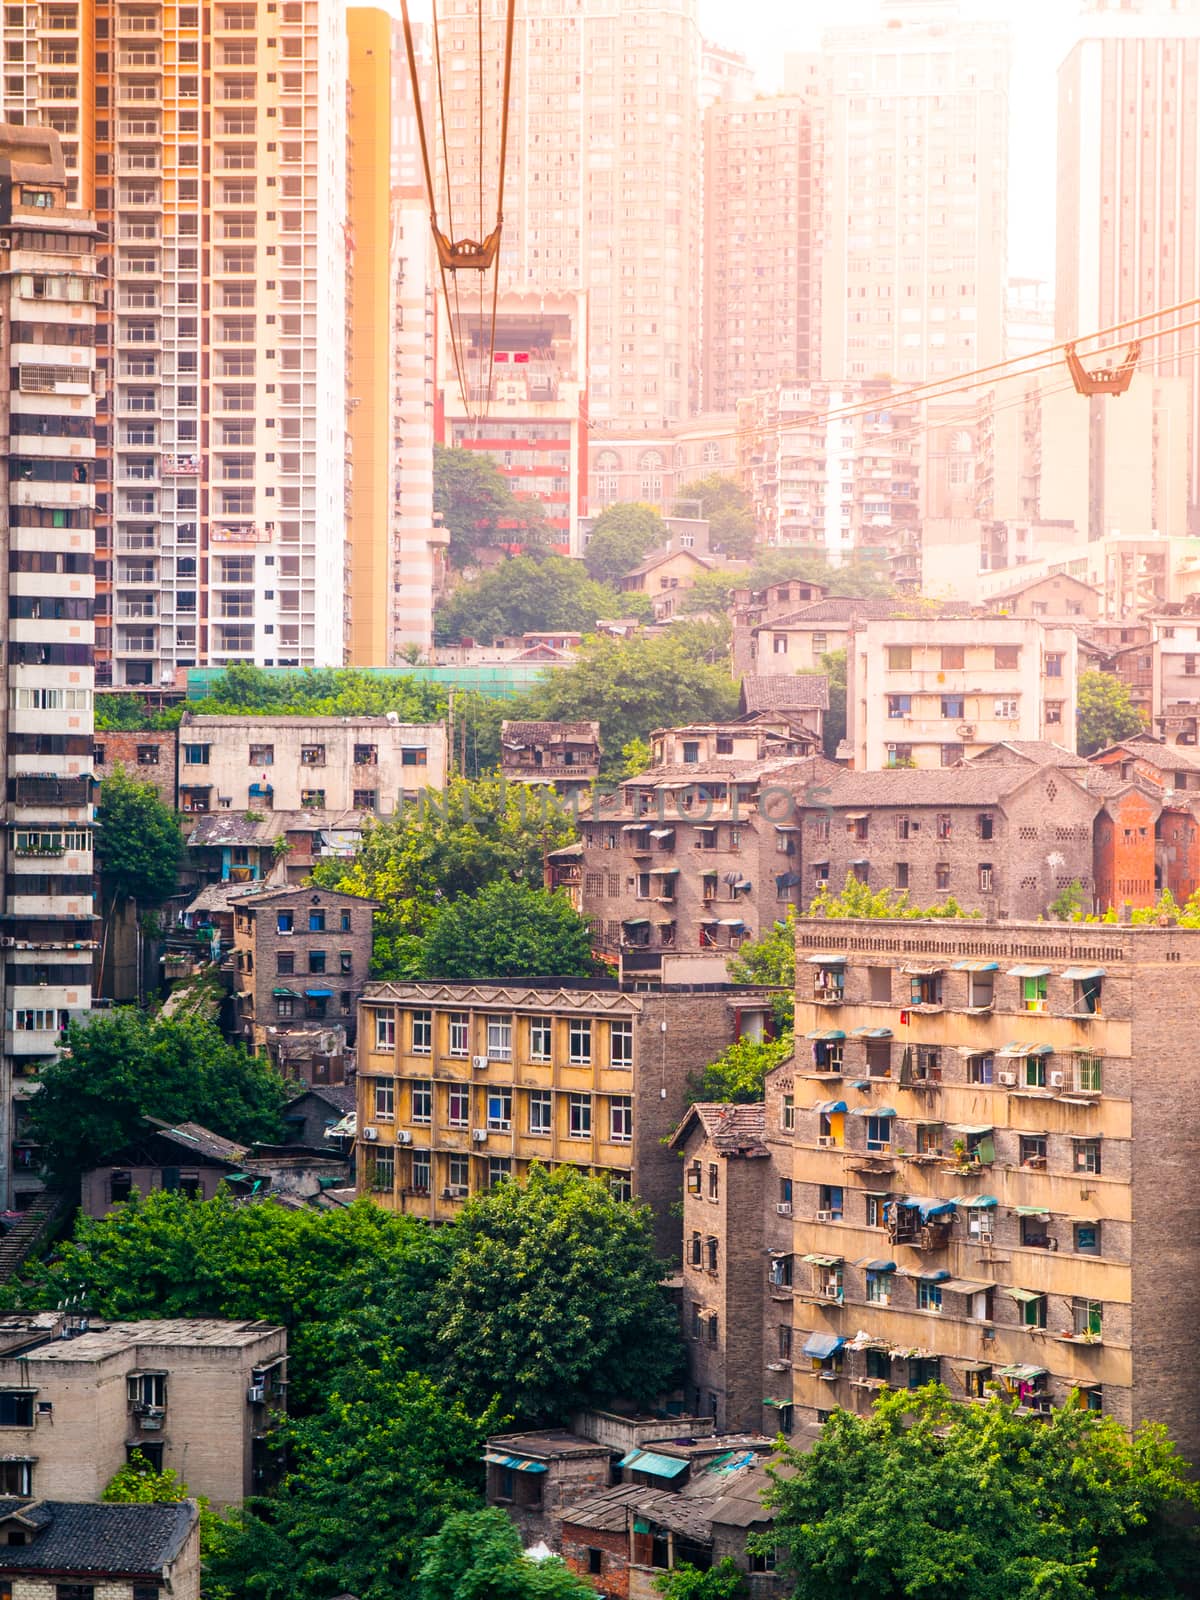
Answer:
(247, 1384, 266, 1405)
(998, 1071, 1016, 1086)
(361, 1126, 379, 1142)
(472, 1055, 488, 1069)
(776, 1202, 792, 1216)
(823, 1284, 841, 1299)
(816, 1209, 833, 1222)
(817, 1135, 835, 1148)
(977, 1230, 993, 1245)
(396, 1129, 413, 1145)
(1049, 1071, 1064, 1087)
(441, 1188, 454, 1200)
(471, 1128, 488, 1142)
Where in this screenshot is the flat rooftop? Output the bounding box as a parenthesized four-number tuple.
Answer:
(0, 1318, 285, 1364)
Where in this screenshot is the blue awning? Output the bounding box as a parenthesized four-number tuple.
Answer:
(857, 1259, 897, 1273)
(1061, 966, 1105, 980)
(901, 1197, 956, 1219)
(1008, 964, 1051, 978)
(802, 1333, 846, 1360)
(305, 987, 334, 998)
(958, 1194, 998, 1209)
(952, 959, 999, 972)
(850, 1106, 896, 1118)
(806, 1029, 846, 1041)
(484, 1453, 548, 1473)
(851, 1026, 894, 1038)
(813, 1099, 847, 1115)
(619, 1449, 689, 1479)
(913, 1269, 951, 1283)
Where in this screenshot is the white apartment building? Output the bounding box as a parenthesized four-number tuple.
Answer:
(0, 126, 98, 1207)
(1057, 0, 1200, 528)
(848, 616, 1079, 770)
(437, 0, 701, 427)
(819, 0, 1009, 385)
(1, 0, 350, 685)
(175, 713, 448, 815)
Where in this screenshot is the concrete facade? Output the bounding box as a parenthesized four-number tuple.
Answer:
(176, 712, 447, 816)
(849, 616, 1080, 770)
(355, 981, 778, 1256)
(0, 1317, 286, 1510)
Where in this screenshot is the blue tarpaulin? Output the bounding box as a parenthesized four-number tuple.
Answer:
(619, 1449, 689, 1479)
(802, 1333, 846, 1359)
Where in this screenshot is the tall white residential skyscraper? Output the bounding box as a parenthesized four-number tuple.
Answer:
(818, 0, 1009, 386)
(1057, 0, 1200, 531)
(1, 0, 350, 684)
(437, 0, 701, 427)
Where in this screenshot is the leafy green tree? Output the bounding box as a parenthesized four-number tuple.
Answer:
(311, 776, 578, 977)
(523, 627, 740, 777)
(675, 475, 756, 560)
(1049, 878, 1086, 920)
(419, 880, 595, 981)
(95, 768, 182, 907)
(687, 1035, 795, 1104)
(677, 568, 740, 616)
(806, 874, 979, 922)
(26, 1010, 290, 1177)
(654, 1560, 749, 1600)
(814, 648, 846, 757)
(435, 555, 647, 644)
(104, 1451, 223, 1566)
(206, 1353, 495, 1600)
(94, 694, 183, 732)
(1076, 668, 1147, 755)
(417, 1508, 597, 1600)
(193, 663, 447, 722)
(434, 444, 552, 566)
(727, 911, 798, 1032)
(583, 502, 667, 584)
(621, 736, 652, 776)
(431, 1166, 683, 1423)
(746, 549, 894, 596)
(762, 1387, 1200, 1600)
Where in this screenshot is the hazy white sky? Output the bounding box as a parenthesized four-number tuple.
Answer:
(698, 0, 1085, 285)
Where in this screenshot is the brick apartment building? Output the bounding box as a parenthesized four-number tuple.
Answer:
(550, 725, 836, 978)
(92, 728, 179, 810)
(673, 918, 1200, 1469)
(355, 980, 779, 1254)
(231, 884, 377, 1048)
(0, 1315, 285, 1509)
(499, 720, 602, 796)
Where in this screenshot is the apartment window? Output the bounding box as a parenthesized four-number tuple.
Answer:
(866, 1268, 891, 1305)
(887, 694, 911, 719)
(371, 1148, 394, 1192)
(1075, 1054, 1103, 1093)
(1020, 1293, 1048, 1330)
(887, 645, 911, 670)
(866, 1116, 891, 1153)
(568, 1020, 592, 1065)
(1020, 973, 1048, 1011)
(487, 1017, 513, 1060)
(941, 646, 964, 670)
(487, 1157, 511, 1187)
(610, 1096, 632, 1143)
(708, 1162, 719, 1200)
(528, 1015, 552, 1061)
(967, 1052, 994, 1085)
(448, 1013, 469, 1057)
(1024, 1054, 1047, 1089)
(373, 1080, 394, 1121)
(781, 1095, 795, 1132)
(447, 1086, 469, 1128)
(340, 912, 353, 933)
(183, 742, 209, 765)
(1019, 1134, 1047, 1167)
(0, 1459, 31, 1496)
(276, 911, 293, 934)
(610, 1019, 633, 1067)
(818, 1184, 843, 1220)
(690, 1301, 702, 1337)
(0, 1392, 33, 1427)
(935, 863, 951, 891)
(486, 1090, 512, 1132)
(1044, 652, 1063, 677)
(249, 743, 274, 766)
(940, 695, 964, 719)
(917, 1280, 943, 1314)
(300, 744, 325, 767)
(374, 1012, 395, 1051)
(1044, 702, 1064, 726)
(307, 952, 326, 976)
(994, 646, 1020, 670)
(308, 909, 326, 933)
(941, 743, 964, 767)
(1074, 1222, 1101, 1255)
(411, 1081, 432, 1124)
(994, 698, 1019, 719)
(1072, 1138, 1102, 1175)
(410, 1010, 432, 1055)
(568, 1094, 592, 1139)
(978, 864, 993, 892)
(772, 634, 788, 655)
(528, 1091, 552, 1135)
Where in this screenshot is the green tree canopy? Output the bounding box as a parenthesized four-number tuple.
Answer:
(94, 694, 182, 731)
(654, 1560, 748, 1600)
(95, 768, 183, 906)
(746, 548, 895, 595)
(814, 648, 846, 758)
(523, 625, 739, 777)
(417, 1508, 598, 1600)
(583, 502, 668, 584)
(434, 444, 553, 566)
(311, 776, 578, 977)
(1076, 668, 1147, 755)
(674, 475, 756, 560)
(26, 1010, 291, 1178)
(687, 1034, 795, 1104)
(419, 879, 595, 981)
(727, 911, 798, 1032)
(805, 873, 980, 921)
(763, 1387, 1200, 1600)
(435, 555, 647, 644)
(430, 1166, 683, 1423)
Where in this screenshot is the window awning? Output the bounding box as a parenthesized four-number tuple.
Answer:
(654, 866, 680, 876)
(805, 952, 848, 965)
(272, 987, 299, 998)
(802, 1333, 845, 1359)
(1061, 966, 1105, 980)
(941, 1278, 990, 1295)
(774, 823, 800, 832)
(956, 1361, 993, 1374)
(1007, 964, 1051, 978)
(856, 1258, 897, 1272)
(813, 1099, 847, 1115)
(998, 1041, 1053, 1057)
(1003, 1288, 1045, 1304)
(649, 828, 675, 839)
(621, 823, 650, 832)
(801, 1253, 843, 1266)
(949, 1123, 994, 1136)
(718, 917, 745, 927)
(619, 1449, 689, 1479)
(844, 812, 868, 822)
(806, 1030, 846, 1042)
(901, 963, 942, 976)
(851, 1027, 893, 1038)
(762, 1398, 792, 1408)
(305, 988, 333, 998)
(952, 959, 999, 972)
(622, 917, 650, 926)
(1015, 1205, 1049, 1217)
(849, 857, 869, 865)
(899, 1197, 956, 1219)
(999, 1364, 1046, 1382)
(957, 1194, 998, 1208)
(850, 1105, 896, 1118)
(484, 1453, 548, 1473)
(905, 1268, 950, 1283)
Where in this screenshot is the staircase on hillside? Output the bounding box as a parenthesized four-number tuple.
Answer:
(0, 1189, 68, 1281)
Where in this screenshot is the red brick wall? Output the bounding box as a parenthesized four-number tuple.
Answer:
(93, 729, 178, 810)
(1094, 791, 1158, 909)
(562, 1523, 629, 1597)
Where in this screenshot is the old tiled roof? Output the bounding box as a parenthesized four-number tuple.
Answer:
(815, 767, 1045, 806)
(562, 1483, 715, 1543)
(621, 548, 715, 581)
(1101, 737, 1200, 771)
(968, 740, 1088, 768)
(142, 1119, 251, 1164)
(984, 572, 1098, 602)
(0, 1500, 196, 1575)
(754, 597, 903, 627)
(739, 675, 829, 712)
(188, 810, 371, 849)
(183, 880, 264, 917)
(286, 1084, 356, 1115)
(668, 1102, 770, 1156)
(501, 720, 600, 743)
